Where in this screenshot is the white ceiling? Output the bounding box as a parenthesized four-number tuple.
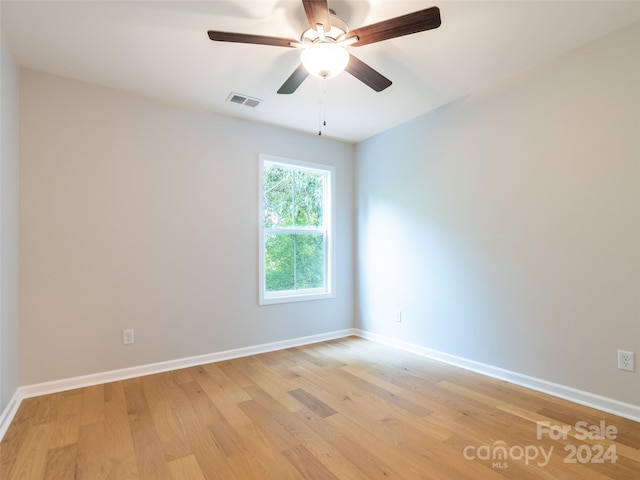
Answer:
(2, 1, 639, 143)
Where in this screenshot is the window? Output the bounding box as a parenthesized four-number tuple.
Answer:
(259, 154, 334, 305)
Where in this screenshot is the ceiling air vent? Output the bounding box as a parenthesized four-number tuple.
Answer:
(226, 92, 262, 108)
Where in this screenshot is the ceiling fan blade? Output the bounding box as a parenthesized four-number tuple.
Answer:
(345, 55, 392, 92)
(277, 64, 310, 94)
(302, 0, 331, 32)
(207, 31, 299, 48)
(348, 7, 441, 47)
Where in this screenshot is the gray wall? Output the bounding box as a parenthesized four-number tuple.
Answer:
(356, 23, 640, 406)
(0, 33, 20, 411)
(19, 69, 355, 385)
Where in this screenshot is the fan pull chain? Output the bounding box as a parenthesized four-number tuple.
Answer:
(318, 77, 327, 136)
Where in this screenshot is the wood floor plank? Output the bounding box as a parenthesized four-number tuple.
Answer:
(287, 419, 372, 480)
(178, 380, 225, 426)
(301, 410, 409, 479)
(104, 399, 139, 479)
(0, 414, 27, 476)
(104, 379, 127, 403)
(337, 367, 434, 417)
(188, 365, 253, 430)
(228, 423, 301, 480)
(80, 384, 105, 426)
(2, 337, 638, 479)
(122, 378, 172, 480)
(236, 360, 307, 412)
(123, 378, 149, 417)
(288, 388, 337, 418)
(237, 398, 300, 452)
(167, 454, 207, 480)
(242, 385, 370, 480)
(44, 443, 79, 479)
(226, 448, 271, 480)
(202, 363, 252, 404)
(208, 417, 245, 457)
(217, 361, 255, 389)
(75, 420, 106, 480)
(3, 422, 56, 480)
(129, 413, 172, 480)
(282, 444, 340, 480)
(48, 400, 82, 449)
(148, 398, 193, 462)
(169, 389, 240, 480)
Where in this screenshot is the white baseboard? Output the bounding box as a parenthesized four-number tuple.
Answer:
(20, 328, 358, 399)
(356, 329, 640, 423)
(4, 327, 637, 443)
(0, 328, 357, 441)
(0, 389, 22, 441)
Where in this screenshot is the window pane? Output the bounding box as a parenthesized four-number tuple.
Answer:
(295, 234, 324, 289)
(264, 233, 324, 292)
(265, 233, 294, 292)
(263, 165, 293, 229)
(294, 170, 324, 228)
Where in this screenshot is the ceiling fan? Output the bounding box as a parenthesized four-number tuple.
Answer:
(207, 0, 441, 94)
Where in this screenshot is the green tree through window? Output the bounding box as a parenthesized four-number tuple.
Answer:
(260, 155, 334, 304)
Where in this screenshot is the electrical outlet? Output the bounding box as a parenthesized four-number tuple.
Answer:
(617, 350, 634, 372)
(123, 329, 135, 345)
(395, 311, 402, 323)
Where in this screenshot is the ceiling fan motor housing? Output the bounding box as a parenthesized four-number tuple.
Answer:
(300, 14, 349, 44)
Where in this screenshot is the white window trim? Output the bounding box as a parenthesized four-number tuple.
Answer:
(258, 154, 335, 306)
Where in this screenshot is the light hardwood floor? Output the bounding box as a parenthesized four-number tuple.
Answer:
(1, 337, 638, 479)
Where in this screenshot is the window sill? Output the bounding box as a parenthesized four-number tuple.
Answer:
(259, 291, 335, 306)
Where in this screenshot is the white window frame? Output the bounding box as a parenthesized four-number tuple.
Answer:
(259, 154, 335, 305)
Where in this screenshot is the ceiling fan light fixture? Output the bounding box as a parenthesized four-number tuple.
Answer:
(301, 42, 349, 79)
